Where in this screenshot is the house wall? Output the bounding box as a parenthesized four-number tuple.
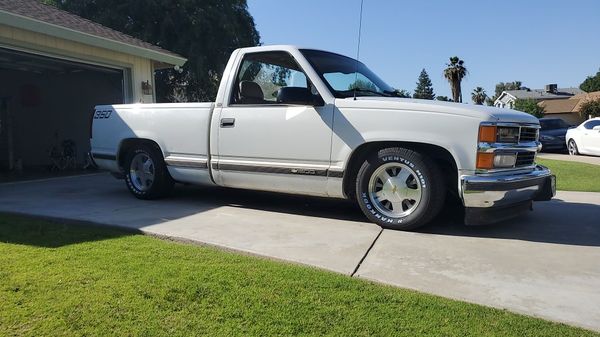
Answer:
(495, 95, 515, 109)
(0, 24, 155, 103)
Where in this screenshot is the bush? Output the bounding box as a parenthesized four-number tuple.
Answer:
(579, 98, 600, 119)
(513, 99, 545, 118)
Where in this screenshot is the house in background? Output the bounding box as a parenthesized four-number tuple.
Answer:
(0, 0, 186, 174)
(539, 91, 600, 125)
(494, 84, 583, 109)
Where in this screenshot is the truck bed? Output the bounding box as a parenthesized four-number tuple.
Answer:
(91, 102, 214, 184)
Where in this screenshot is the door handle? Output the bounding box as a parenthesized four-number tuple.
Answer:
(220, 118, 235, 128)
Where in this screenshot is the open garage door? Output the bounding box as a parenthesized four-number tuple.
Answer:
(0, 47, 126, 178)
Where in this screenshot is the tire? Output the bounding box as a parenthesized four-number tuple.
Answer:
(124, 144, 173, 200)
(355, 147, 445, 230)
(568, 139, 579, 156)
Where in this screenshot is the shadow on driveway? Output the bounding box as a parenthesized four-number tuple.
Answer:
(422, 198, 600, 247)
(2, 173, 599, 248)
(174, 185, 600, 247)
(172, 184, 367, 223)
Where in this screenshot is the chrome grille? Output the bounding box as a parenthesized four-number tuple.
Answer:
(515, 151, 536, 167)
(519, 127, 538, 142)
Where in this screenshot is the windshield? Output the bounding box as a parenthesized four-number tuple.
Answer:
(300, 49, 398, 98)
(540, 119, 570, 130)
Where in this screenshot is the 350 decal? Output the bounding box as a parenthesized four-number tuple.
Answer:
(93, 109, 112, 119)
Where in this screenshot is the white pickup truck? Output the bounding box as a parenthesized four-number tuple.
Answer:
(91, 45, 555, 230)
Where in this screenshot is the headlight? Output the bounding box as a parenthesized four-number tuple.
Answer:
(496, 127, 520, 143)
(478, 125, 521, 143)
(493, 153, 517, 168)
(476, 152, 517, 169)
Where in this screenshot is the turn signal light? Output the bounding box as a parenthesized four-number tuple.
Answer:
(476, 153, 495, 170)
(478, 125, 497, 143)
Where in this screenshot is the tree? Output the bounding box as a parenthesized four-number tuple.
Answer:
(413, 69, 435, 100)
(513, 99, 544, 118)
(393, 89, 412, 98)
(579, 99, 600, 119)
(348, 79, 378, 92)
(47, 0, 260, 102)
(436, 96, 452, 102)
(471, 87, 487, 105)
(488, 81, 524, 106)
(494, 81, 523, 98)
(580, 69, 600, 93)
(443, 57, 467, 103)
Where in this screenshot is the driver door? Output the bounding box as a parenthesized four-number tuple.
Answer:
(214, 51, 334, 196)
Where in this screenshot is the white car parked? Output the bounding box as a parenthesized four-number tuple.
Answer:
(566, 118, 600, 156)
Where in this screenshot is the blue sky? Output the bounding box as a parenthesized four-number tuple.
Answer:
(247, 0, 600, 100)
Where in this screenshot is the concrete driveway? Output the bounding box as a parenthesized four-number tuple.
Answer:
(539, 152, 600, 165)
(1, 173, 599, 331)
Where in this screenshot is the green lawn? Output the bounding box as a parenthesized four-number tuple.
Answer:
(1, 215, 597, 337)
(537, 158, 600, 192)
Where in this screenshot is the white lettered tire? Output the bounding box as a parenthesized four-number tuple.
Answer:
(356, 147, 445, 230)
(124, 144, 174, 200)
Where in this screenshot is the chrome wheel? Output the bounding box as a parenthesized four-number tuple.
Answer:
(568, 140, 578, 156)
(129, 152, 155, 192)
(368, 162, 422, 218)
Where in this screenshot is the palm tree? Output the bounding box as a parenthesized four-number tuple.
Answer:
(471, 87, 487, 105)
(443, 56, 467, 103)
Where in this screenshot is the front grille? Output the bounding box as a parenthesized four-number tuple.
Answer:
(515, 151, 536, 167)
(519, 127, 538, 142)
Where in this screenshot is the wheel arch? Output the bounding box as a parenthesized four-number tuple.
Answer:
(117, 138, 165, 172)
(342, 141, 459, 199)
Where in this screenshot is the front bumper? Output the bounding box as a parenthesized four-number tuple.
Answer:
(461, 165, 556, 225)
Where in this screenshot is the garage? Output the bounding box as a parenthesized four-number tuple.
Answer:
(0, 47, 125, 172)
(0, 0, 186, 179)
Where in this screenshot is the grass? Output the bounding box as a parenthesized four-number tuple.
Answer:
(1, 215, 597, 337)
(537, 158, 600, 192)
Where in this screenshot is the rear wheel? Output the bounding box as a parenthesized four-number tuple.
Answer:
(568, 139, 579, 156)
(355, 147, 445, 230)
(124, 144, 173, 199)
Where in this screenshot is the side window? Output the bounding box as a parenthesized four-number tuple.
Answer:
(231, 51, 308, 105)
(583, 120, 600, 129)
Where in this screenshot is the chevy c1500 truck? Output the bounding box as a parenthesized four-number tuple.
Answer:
(90, 45, 556, 230)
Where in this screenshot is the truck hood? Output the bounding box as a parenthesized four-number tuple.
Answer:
(335, 97, 540, 124)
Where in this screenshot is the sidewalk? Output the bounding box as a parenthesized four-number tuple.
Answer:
(538, 153, 600, 165)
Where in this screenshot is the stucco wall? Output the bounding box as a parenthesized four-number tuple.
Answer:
(0, 24, 155, 103)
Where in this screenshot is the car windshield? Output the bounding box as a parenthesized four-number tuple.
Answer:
(540, 119, 570, 130)
(300, 49, 398, 98)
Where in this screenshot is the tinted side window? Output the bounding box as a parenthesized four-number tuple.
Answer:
(231, 51, 308, 105)
(583, 120, 600, 129)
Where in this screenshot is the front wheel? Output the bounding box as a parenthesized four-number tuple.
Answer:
(568, 140, 579, 156)
(124, 144, 173, 199)
(356, 147, 445, 230)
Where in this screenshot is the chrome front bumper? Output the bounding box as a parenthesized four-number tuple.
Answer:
(460, 165, 556, 224)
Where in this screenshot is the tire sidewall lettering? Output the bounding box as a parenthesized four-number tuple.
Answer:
(126, 149, 152, 196)
(359, 155, 429, 225)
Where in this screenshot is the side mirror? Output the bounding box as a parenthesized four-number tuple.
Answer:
(593, 126, 600, 132)
(277, 87, 324, 106)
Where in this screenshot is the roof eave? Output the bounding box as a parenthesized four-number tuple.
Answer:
(0, 9, 187, 67)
